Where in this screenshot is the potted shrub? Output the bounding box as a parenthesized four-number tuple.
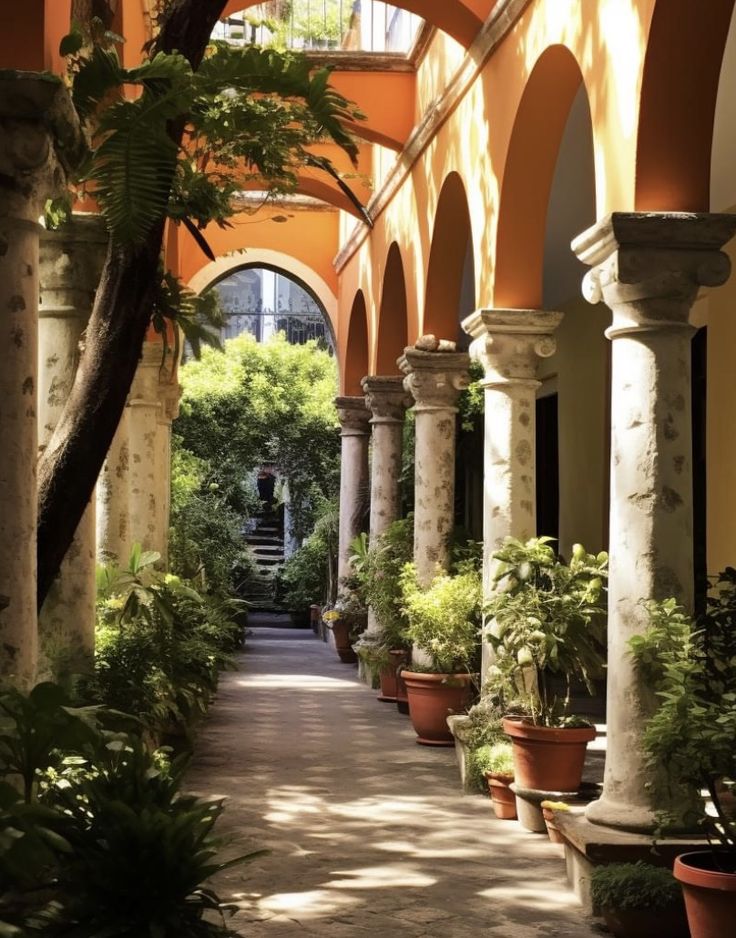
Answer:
(484, 537, 608, 792)
(591, 862, 689, 938)
(628, 576, 736, 938)
(350, 521, 413, 702)
(482, 742, 516, 820)
(399, 562, 482, 746)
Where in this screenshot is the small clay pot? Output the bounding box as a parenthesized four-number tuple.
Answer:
(378, 650, 408, 702)
(674, 851, 736, 938)
(485, 771, 516, 820)
(330, 620, 357, 663)
(541, 806, 565, 844)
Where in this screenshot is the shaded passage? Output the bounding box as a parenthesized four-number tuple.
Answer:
(187, 627, 599, 937)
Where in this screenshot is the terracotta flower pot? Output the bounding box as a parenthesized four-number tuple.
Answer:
(674, 851, 736, 938)
(485, 771, 517, 820)
(396, 668, 410, 715)
(330, 620, 357, 663)
(402, 671, 472, 746)
(541, 806, 565, 844)
(378, 650, 408, 702)
(601, 906, 690, 938)
(502, 717, 596, 792)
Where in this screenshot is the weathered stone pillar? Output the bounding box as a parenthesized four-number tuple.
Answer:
(462, 309, 563, 680)
(362, 376, 409, 632)
(155, 376, 181, 569)
(38, 216, 107, 677)
(335, 397, 371, 587)
(128, 341, 165, 556)
(96, 409, 132, 567)
(399, 348, 470, 586)
(573, 211, 736, 832)
(0, 75, 83, 686)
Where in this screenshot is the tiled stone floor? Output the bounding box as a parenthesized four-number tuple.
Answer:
(186, 626, 602, 937)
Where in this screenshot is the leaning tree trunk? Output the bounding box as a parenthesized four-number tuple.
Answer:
(36, 0, 229, 608)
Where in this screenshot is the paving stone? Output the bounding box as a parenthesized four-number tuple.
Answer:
(186, 626, 601, 937)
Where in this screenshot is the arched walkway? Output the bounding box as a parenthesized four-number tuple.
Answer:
(187, 626, 601, 937)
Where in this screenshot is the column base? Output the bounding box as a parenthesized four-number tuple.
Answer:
(555, 811, 708, 913)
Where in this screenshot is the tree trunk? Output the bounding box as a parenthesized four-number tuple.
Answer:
(37, 0, 228, 608)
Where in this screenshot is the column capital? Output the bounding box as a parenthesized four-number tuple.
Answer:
(335, 395, 371, 436)
(361, 375, 411, 424)
(0, 74, 84, 221)
(462, 308, 563, 387)
(572, 212, 736, 338)
(40, 214, 108, 323)
(398, 347, 470, 412)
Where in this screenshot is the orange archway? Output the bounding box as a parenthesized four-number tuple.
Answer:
(342, 290, 369, 395)
(376, 243, 408, 375)
(424, 172, 474, 340)
(635, 0, 736, 212)
(494, 45, 586, 309)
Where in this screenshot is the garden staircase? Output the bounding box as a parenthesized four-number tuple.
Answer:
(241, 511, 285, 609)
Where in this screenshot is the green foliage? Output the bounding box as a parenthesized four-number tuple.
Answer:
(458, 360, 485, 433)
(278, 500, 337, 610)
(151, 271, 228, 363)
(176, 333, 340, 544)
(484, 537, 608, 726)
(61, 38, 364, 245)
(452, 695, 504, 751)
(400, 562, 482, 673)
(590, 862, 684, 913)
(468, 741, 514, 792)
(629, 582, 736, 851)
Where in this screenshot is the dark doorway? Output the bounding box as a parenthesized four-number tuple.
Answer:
(692, 326, 707, 613)
(536, 393, 560, 547)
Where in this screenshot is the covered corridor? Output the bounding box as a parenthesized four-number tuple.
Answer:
(187, 624, 599, 937)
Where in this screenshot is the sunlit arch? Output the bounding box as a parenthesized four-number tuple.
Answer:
(187, 248, 338, 341)
(636, 0, 736, 211)
(423, 171, 474, 340)
(494, 44, 588, 309)
(342, 290, 369, 394)
(375, 242, 409, 374)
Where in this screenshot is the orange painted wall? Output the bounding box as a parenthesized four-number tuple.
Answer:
(0, 1, 70, 72)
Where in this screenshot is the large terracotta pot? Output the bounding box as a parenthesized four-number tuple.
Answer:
(674, 851, 736, 938)
(402, 671, 472, 746)
(330, 620, 357, 663)
(502, 717, 596, 792)
(485, 771, 516, 820)
(378, 650, 408, 702)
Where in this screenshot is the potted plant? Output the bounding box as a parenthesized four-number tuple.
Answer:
(539, 800, 570, 844)
(628, 575, 736, 938)
(481, 742, 516, 820)
(350, 521, 413, 702)
(484, 537, 608, 792)
(399, 561, 482, 746)
(590, 862, 689, 938)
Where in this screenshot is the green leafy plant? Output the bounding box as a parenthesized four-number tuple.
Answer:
(400, 562, 482, 674)
(591, 861, 684, 913)
(468, 741, 514, 791)
(484, 537, 608, 726)
(629, 581, 736, 859)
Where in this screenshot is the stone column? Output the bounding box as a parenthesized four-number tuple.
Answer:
(38, 216, 107, 677)
(128, 341, 165, 556)
(398, 348, 470, 586)
(573, 211, 736, 832)
(362, 376, 410, 632)
(335, 397, 371, 587)
(0, 74, 83, 686)
(462, 309, 563, 680)
(96, 409, 132, 567)
(155, 376, 181, 569)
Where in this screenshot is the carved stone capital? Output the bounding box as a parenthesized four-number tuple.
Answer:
(335, 395, 371, 436)
(0, 73, 85, 221)
(397, 347, 470, 412)
(361, 375, 411, 424)
(462, 308, 563, 387)
(572, 212, 736, 339)
(40, 214, 108, 323)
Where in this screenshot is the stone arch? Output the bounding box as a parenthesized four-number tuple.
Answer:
(343, 290, 369, 395)
(494, 44, 589, 309)
(221, 1, 486, 48)
(423, 171, 475, 344)
(187, 248, 338, 340)
(636, 0, 736, 212)
(375, 243, 408, 375)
